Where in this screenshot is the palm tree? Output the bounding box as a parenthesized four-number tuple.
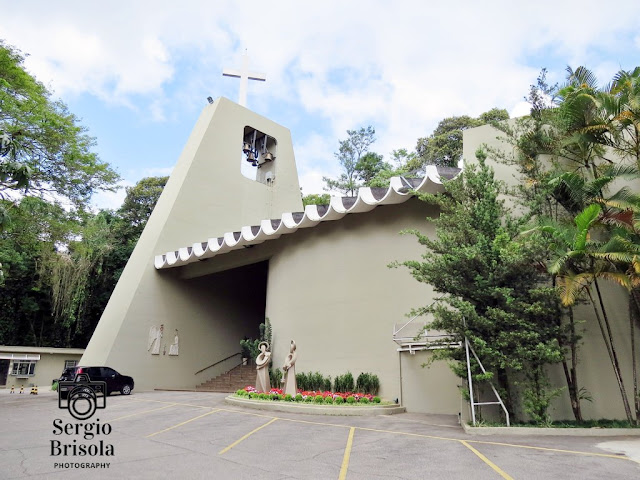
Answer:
(536, 204, 635, 423)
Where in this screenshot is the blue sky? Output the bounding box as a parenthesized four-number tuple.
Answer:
(1, 1, 640, 209)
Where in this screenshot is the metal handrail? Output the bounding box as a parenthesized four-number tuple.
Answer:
(393, 314, 422, 338)
(194, 352, 242, 376)
(393, 299, 441, 338)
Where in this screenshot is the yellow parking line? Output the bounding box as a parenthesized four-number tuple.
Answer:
(460, 440, 514, 480)
(219, 417, 278, 455)
(339, 427, 355, 480)
(466, 439, 632, 461)
(356, 426, 634, 462)
(109, 403, 176, 421)
(146, 409, 220, 438)
(130, 399, 635, 464)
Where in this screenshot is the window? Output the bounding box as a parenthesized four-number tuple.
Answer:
(64, 360, 77, 370)
(11, 360, 36, 376)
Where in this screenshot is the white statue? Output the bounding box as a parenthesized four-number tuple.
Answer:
(169, 329, 179, 356)
(147, 324, 163, 355)
(281, 340, 297, 396)
(255, 342, 271, 392)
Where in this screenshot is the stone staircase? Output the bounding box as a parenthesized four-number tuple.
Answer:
(196, 364, 256, 392)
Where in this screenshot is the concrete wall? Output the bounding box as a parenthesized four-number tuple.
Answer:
(264, 198, 461, 414)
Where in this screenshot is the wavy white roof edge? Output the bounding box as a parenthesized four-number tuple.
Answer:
(154, 166, 458, 270)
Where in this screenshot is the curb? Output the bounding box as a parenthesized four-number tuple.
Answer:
(225, 396, 406, 416)
(462, 423, 640, 437)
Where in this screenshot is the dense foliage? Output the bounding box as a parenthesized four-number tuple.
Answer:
(0, 41, 119, 232)
(0, 176, 167, 347)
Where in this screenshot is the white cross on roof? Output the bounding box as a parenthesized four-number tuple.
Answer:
(222, 51, 266, 107)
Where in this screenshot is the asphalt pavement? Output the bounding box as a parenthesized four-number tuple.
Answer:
(1, 389, 639, 479)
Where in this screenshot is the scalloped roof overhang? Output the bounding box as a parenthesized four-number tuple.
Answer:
(154, 166, 460, 270)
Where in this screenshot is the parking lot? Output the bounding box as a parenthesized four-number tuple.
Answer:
(1, 389, 639, 479)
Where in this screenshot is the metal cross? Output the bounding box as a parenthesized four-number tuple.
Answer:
(222, 51, 266, 107)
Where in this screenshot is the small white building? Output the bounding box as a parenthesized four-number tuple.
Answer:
(0, 346, 85, 390)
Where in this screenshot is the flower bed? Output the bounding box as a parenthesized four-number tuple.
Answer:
(236, 386, 383, 405)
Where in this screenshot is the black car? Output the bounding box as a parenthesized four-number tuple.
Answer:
(59, 366, 134, 396)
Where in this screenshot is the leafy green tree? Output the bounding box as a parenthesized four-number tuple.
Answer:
(502, 66, 640, 423)
(354, 152, 391, 184)
(410, 109, 509, 170)
(0, 197, 78, 346)
(0, 41, 119, 231)
(116, 176, 168, 240)
(395, 150, 563, 423)
(323, 126, 376, 196)
(0, 176, 167, 347)
(302, 193, 330, 207)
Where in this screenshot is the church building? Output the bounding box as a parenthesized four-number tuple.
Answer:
(81, 97, 637, 421)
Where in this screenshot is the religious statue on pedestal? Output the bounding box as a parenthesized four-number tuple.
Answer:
(281, 340, 297, 396)
(255, 341, 271, 393)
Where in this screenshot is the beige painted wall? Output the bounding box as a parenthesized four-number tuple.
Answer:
(264, 198, 461, 414)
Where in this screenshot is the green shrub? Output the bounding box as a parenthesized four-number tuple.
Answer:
(284, 394, 293, 402)
(240, 318, 273, 362)
(314, 395, 324, 403)
(334, 396, 344, 404)
(373, 396, 381, 404)
(296, 372, 309, 391)
(304, 395, 313, 403)
(270, 393, 280, 400)
(346, 396, 356, 404)
(324, 396, 334, 404)
(334, 372, 355, 393)
(360, 397, 370, 404)
(270, 368, 283, 387)
(295, 393, 303, 402)
(296, 371, 331, 391)
(235, 389, 245, 396)
(323, 377, 332, 392)
(356, 372, 380, 395)
(51, 381, 58, 392)
(312, 372, 326, 391)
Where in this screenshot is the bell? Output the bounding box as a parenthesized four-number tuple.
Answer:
(263, 152, 273, 162)
(242, 142, 251, 154)
(246, 151, 256, 164)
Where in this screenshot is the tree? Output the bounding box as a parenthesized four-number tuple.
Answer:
(0, 41, 119, 231)
(323, 126, 377, 196)
(410, 109, 509, 170)
(354, 152, 391, 184)
(117, 176, 168, 240)
(0, 197, 78, 346)
(0, 176, 167, 348)
(302, 193, 330, 207)
(502, 66, 640, 423)
(395, 150, 563, 423)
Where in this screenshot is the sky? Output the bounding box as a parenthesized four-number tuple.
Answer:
(1, 1, 640, 210)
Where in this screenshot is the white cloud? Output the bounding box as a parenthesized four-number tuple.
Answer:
(2, 0, 640, 191)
